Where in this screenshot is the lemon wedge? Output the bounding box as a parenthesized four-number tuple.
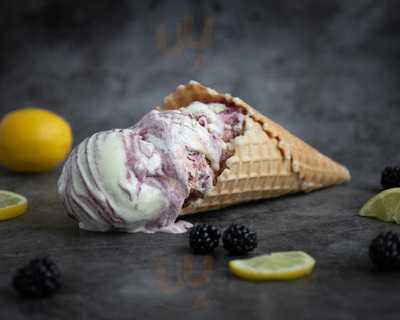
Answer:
(229, 251, 316, 281)
(359, 188, 400, 223)
(0, 190, 28, 221)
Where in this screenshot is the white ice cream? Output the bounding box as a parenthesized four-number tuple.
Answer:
(58, 102, 245, 233)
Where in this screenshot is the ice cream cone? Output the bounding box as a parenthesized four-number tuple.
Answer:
(161, 81, 351, 214)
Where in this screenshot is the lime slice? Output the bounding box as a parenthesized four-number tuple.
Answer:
(359, 188, 400, 223)
(229, 251, 316, 281)
(0, 190, 28, 221)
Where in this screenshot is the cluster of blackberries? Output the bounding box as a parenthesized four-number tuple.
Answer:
(381, 166, 400, 190)
(369, 232, 400, 271)
(189, 223, 257, 255)
(13, 256, 61, 298)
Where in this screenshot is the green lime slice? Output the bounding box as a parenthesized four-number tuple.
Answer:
(359, 188, 400, 223)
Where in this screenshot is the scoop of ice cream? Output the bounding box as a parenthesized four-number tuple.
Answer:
(58, 102, 245, 233)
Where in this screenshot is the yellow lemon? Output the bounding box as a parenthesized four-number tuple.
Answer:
(0, 190, 28, 221)
(229, 251, 316, 281)
(0, 108, 72, 173)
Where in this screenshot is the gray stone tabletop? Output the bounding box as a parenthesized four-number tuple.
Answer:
(0, 1, 400, 319)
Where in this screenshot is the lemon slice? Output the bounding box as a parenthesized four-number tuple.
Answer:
(0, 190, 28, 221)
(229, 251, 316, 281)
(359, 188, 400, 223)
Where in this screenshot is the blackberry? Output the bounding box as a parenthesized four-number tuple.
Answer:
(13, 256, 61, 298)
(223, 224, 257, 255)
(369, 232, 400, 270)
(189, 224, 221, 254)
(381, 166, 400, 190)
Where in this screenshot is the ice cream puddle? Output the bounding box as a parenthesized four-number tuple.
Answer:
(58, 102, 246, 233)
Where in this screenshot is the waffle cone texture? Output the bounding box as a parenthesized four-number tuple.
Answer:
(161, 81, 351, 214)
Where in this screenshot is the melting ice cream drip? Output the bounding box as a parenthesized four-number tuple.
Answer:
(58, 102, 245, 234)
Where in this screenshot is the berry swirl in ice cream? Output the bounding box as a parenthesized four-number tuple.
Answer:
(58, 102, 245, 233)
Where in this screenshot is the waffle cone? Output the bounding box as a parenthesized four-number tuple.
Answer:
(161, 81, 350, 214)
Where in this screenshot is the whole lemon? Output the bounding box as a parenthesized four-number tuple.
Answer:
(0, 108, 73, 173)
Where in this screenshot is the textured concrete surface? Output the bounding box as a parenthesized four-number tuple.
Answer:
(0, 1, 400, 319)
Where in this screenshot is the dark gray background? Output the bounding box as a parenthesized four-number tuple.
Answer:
(0, 1, 399, 319)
